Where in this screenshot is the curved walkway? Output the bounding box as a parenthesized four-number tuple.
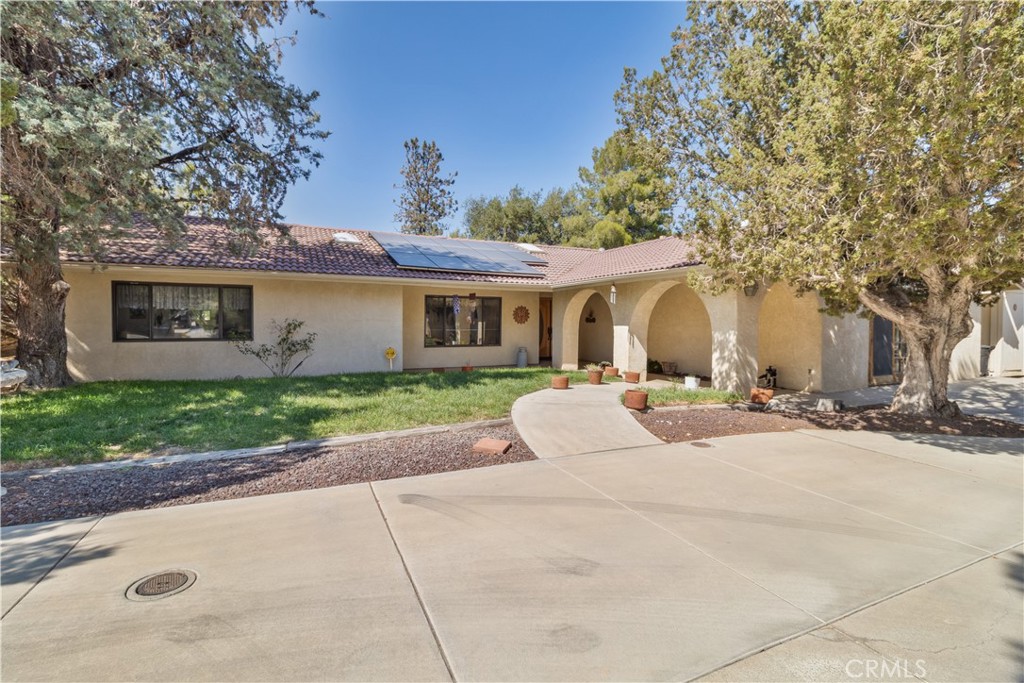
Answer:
(511, 381, 662, 458)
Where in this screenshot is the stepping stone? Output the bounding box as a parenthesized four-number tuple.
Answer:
(473, 438, 512, 455)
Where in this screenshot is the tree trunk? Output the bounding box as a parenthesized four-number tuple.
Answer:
(890, 328, 961, 417)
(14, 250, 72, 388)
(862, 287, 974, 418)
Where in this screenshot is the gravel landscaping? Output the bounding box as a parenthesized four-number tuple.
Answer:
(6, 402, 1021, 528)
(0, 424, 535, 527)
(634, 404, 1024, 443)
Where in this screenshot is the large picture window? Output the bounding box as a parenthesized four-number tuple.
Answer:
(424, 295, 501, 347)
(113, 282, 253, 341)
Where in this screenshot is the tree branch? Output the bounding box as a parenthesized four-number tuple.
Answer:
(154, 125, 237, 167)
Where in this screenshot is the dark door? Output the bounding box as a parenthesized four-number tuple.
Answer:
(539, 298, 552, 360)
(870, 317, 905, 384)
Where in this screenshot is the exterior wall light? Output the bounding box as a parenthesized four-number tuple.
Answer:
(743, 283, 759, 297)
(610, 283, 617, 305)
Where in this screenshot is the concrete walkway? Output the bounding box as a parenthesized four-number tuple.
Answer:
(769, 375, 1024, 423)
(511, 381, 662, 458)
(3, 426, 1021, 681)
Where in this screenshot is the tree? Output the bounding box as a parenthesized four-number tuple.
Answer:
(1, 1, 328, 387)
(617, 1, 1024, 416)
(578, 129, 674, 243)
(394, 138, 457, 235)
(461, 186, 573, 244)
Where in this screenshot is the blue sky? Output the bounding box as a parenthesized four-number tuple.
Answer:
(273, 2, 682, 232)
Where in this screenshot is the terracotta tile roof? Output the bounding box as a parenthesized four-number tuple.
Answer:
(56, 216, 701, 286)
(553, 236, 701, 285)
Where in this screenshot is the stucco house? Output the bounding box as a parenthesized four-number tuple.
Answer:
(48, 216, 1019, 393)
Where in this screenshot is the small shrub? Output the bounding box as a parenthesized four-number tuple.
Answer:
(233, 318, 318, 377)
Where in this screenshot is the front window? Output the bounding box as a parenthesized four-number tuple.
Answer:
(113, 282, 253, 341)
(424, 295, 501, 347)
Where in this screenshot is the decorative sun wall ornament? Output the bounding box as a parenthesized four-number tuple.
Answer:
(512, 305, 530, 325)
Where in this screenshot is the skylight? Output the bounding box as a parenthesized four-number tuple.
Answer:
(332, 232, 360, 245)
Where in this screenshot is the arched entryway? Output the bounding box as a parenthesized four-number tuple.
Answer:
(576, 292, 613, 366)
(647, 283, 713, 378)
(757, 284, 823, 391)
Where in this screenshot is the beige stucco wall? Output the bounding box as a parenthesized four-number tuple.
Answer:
(577, 293, 613, 364)
(647, 283, 712, 377)
(757, 284, 823, 391)
(63, 266, 405, 381)
(401, 285, 539, 369)
(819, 313, 869, 392)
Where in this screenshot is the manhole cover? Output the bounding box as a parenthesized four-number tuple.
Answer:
(126, 570, 197, 601)
(690, 441, 712, 448)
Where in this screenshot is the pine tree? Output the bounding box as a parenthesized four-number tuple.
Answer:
(394, 138, 457, 235)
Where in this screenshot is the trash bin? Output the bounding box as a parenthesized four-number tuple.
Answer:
(980, 345, 992, 377)
(516, 346, 528, 368)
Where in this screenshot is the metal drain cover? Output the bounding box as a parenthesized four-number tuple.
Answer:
(126, 570, 197, 601)
(690, 441, 712, 448)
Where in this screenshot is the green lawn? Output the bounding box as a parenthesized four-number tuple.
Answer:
(638, 386, 744, 407)
(1, 368, 588, 467)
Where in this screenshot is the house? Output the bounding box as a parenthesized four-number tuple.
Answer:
(48, 216, 1016, 392)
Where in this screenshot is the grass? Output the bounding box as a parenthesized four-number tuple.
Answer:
(633, 386, 744, 407)
(1, 368, 590, 467)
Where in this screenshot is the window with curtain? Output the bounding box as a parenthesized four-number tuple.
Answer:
(424, 295, 501, 347)
(113, 283, 253, 341)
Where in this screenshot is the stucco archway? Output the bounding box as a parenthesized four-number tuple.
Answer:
(647, 283, 713, 377)
(625, 280, 704, 376)
(577, 292, 613, 366)
(558, 288, 599, 370)
(758, 284, 824, 391)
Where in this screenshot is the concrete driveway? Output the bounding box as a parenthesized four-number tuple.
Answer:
(3, 427, 1020, 682)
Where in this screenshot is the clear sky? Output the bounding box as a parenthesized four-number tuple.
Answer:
(273, 1, 683, 232)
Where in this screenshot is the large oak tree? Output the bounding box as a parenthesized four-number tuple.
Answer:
(1, 1, 328, 387)
(618, 1, 1024, 416)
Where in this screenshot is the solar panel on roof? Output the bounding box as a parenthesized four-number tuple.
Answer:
(372, 232, 545, 277)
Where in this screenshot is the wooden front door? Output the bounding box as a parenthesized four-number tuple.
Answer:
(539, 297, 552, 360)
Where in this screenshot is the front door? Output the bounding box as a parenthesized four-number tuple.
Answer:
(539, 297, 552, 360)
(870, 316, 905, 384)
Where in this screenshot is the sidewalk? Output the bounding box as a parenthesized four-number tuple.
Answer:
(510, 381, 662, 458)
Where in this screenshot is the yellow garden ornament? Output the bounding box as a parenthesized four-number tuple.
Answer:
(384, 346, 397, 371)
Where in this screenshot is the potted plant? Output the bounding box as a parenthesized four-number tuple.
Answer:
(585, 363, 604, 385)
(599, 361, 619, 377)
(623, 370, 641, 383)
(623, 388, 648, 410)
(462, 360, 473, 372)
(551, 375, 570, 390)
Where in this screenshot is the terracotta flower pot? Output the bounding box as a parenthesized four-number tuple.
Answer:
(551, 375, 570, 390)
(623, 389, 648, 411)
(462, 365, 473, 372)
(750, 387, 775, 404)
(587, 370, 604, 385)
(603, 366, 619, 377)
(623, 371, 640, 384)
